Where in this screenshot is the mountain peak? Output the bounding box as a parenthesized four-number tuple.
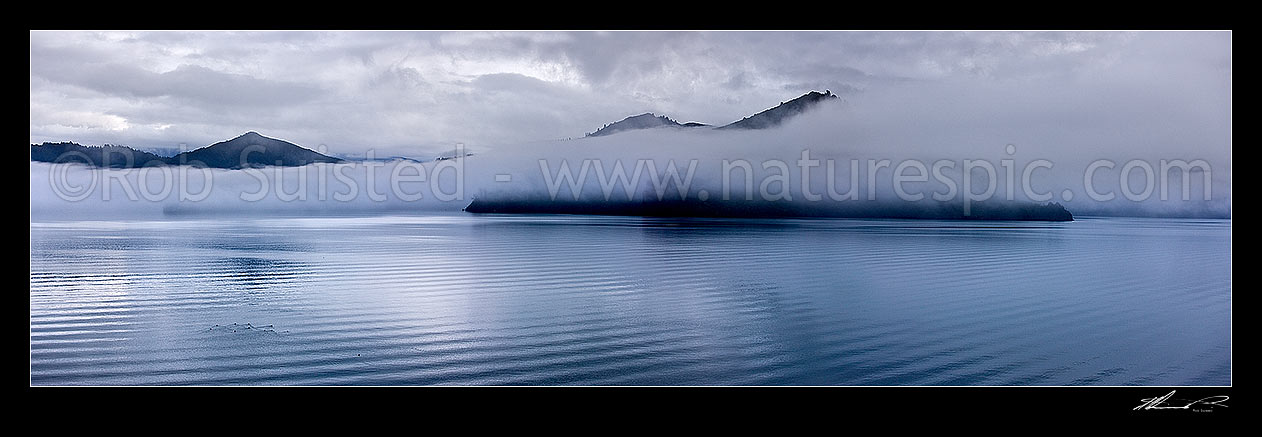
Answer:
(172, 132, 341, 168)
(586, 113, 697, 137)
(582, 91, 838, 138)
(716, 90, 840, 130)
(233, 131, 267, 141)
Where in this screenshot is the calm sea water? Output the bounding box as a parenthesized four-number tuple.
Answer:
(29, 214, 1231, 386)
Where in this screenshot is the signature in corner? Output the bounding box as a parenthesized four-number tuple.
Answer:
(1134, 390, 1229, 411)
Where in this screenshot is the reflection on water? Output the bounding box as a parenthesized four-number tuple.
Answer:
(30, 213, 1231, 385)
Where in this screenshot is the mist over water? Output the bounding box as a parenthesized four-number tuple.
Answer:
(31, 97, 1229, 219)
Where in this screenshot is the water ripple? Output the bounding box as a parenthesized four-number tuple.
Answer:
(30, 214, 1231, 386)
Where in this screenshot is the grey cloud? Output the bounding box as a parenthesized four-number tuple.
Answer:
(28, 30, 1229, 173)
(470, 72, 554, 92)
(31, 58, 321, 108)
(371, 65, 428, 90)
(723, 72, 751, 90)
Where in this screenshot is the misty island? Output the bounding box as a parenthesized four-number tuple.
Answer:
(31, 91, 1073, 221)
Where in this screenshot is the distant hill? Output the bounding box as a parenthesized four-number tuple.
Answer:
(716, 90, 840, 130)
(171, 132, 341, 168)
(31, 132, 342, 169)
(583, 90, 840, 137)
(586, 113, 708, 137)
(30, 142, 170, 168)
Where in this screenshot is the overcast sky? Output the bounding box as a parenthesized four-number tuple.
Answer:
(29, 31, 1231, 157)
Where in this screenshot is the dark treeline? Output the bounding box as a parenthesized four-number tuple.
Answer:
(465, 196, 1074, 221)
